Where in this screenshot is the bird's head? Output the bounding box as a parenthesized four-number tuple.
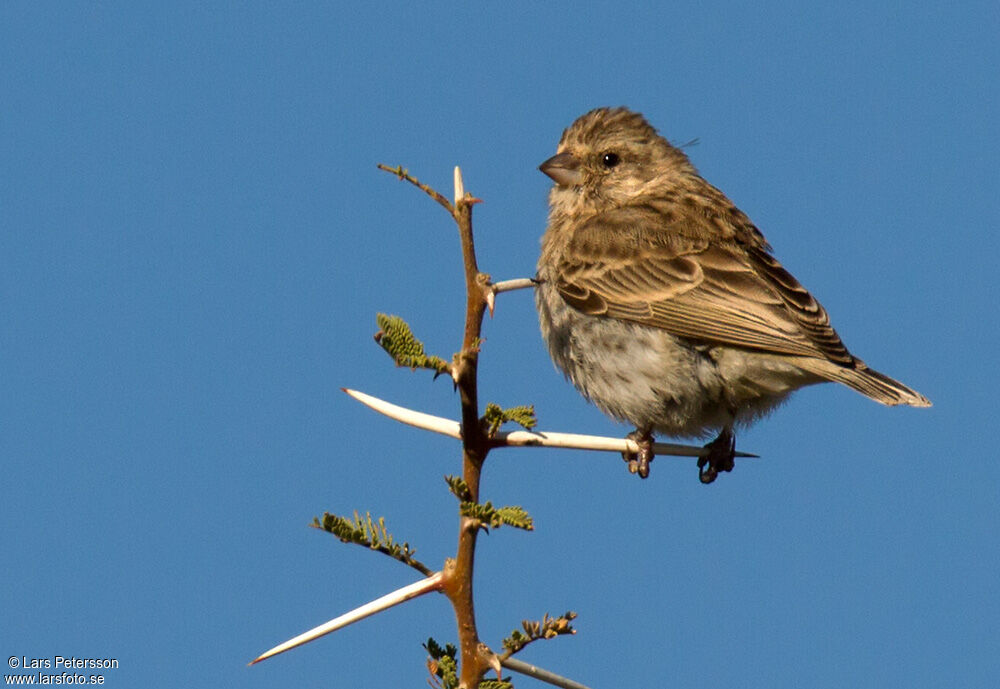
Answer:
(539, 107, 693, 214)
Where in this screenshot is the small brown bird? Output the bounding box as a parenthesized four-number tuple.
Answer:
(536, 107, 930, 483)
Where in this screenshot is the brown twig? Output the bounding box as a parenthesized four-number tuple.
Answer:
(443, 168, 493, 687)
(377, 163, 455, 214)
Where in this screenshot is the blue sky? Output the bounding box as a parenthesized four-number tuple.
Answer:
(2, 3, 997, 688)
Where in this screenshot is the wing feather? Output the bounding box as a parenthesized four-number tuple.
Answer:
(553, 202, 855, 365)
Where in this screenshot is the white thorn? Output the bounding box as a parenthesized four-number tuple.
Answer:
(251, 571, 444, 665)
(491, 278, 536, 294)
(487, 651, 503, 677)
(453, 166, 464, 205)
(343, 388, 461, 439)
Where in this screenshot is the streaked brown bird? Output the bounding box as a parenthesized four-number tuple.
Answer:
(536, 107, 930, 483)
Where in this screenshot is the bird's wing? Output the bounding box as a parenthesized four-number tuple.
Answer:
(553, 203, 855, 365)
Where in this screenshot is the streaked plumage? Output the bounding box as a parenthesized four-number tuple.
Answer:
(536, 107, 930, 482)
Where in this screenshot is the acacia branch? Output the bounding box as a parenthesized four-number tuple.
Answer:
(255, 166, 602, 688)
(444, 166, 492, 687)
(373, 165, 494, 685)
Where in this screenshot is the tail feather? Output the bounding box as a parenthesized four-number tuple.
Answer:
(798, 358, 931, 407)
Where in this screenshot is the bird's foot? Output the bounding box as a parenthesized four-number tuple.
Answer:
(623, 430, 654, 479)
(698, 427, 736, 484)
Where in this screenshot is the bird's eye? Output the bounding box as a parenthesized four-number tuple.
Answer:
(601, 152, 620, 168)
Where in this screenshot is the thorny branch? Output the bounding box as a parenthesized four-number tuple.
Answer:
(380, 163, 491, 686)
(253, 166, 592, 688)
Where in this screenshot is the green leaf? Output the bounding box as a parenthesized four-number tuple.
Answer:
(501, 612, 577, 656)
(478, 681, 514, 689)
(460, 501, 534, 531)
(493, 505, 534, 530)
(424, 638, 459, 689)
(424, 637, 458, 661)
(374, 313, 450, 375)
(445, 475, 473, 501)
(482, 402, 537, 438)
(312, 511, 432, 576)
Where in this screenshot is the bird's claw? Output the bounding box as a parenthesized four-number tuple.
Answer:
(623, 430, 654, 479)
(698, 428, 736, 484)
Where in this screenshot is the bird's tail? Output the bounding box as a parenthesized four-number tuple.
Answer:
(797, 358, 931, 407)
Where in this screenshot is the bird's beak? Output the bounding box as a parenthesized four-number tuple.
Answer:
(539, 152, 582, 187)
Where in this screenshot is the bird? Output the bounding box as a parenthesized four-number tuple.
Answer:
(535, 107, 930, 483)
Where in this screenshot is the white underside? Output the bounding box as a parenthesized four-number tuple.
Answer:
(535, 276, 822, 438)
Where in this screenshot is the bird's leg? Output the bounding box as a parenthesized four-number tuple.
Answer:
(698, 424, 736, 484)
(623, 428, 654, 479)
